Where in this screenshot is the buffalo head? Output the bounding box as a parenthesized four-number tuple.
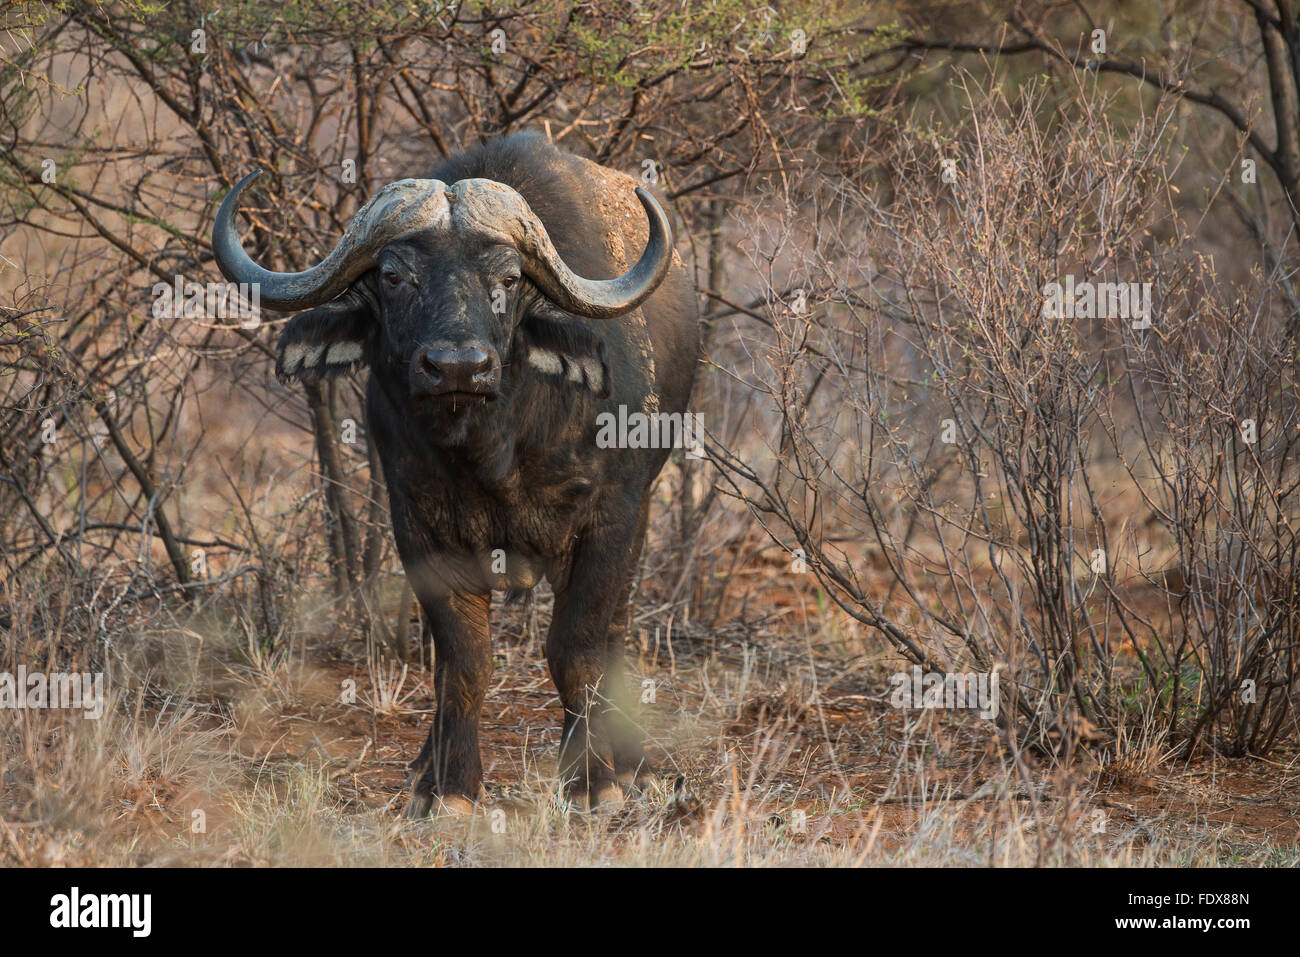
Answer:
(212, 170, 672, 441)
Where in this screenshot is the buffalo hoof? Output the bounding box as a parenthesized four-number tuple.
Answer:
(572, 783, 624, 811)
(435, 795, 475, 816)
(403, 793, 433, 820)
(404, 792, 474, 819)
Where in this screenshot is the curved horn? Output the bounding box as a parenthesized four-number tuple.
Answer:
(212, 170, 453, 312)
(451, 179, 673, 319)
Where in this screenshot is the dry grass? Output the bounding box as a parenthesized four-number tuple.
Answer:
(3, 579, 1296, 868)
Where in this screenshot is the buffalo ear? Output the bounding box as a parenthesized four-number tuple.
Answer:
(519, 305, 611, 399)
(276, 284, 377, 383)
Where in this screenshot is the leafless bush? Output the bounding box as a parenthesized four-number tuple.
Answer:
(1108, 285, 1300, 755)
(711, 71, 1300, 758)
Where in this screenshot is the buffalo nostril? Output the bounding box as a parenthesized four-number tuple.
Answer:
(412, 344, 497, 395)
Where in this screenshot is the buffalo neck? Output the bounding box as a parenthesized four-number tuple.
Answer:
(365, 362, 598, 503)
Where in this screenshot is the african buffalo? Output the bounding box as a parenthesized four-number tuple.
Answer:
(213, 132, 699, 814)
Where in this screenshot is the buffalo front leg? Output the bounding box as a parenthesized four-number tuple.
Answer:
(548, 516, 644, 809)
(605, 496, 654, 790)
(404, 590, 492, 819)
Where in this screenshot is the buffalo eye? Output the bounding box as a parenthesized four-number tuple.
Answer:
(381, 269, 403, 287)
(499, 274, 519, 290)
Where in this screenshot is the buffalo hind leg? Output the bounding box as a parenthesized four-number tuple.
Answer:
(404, 590, 492, 819)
